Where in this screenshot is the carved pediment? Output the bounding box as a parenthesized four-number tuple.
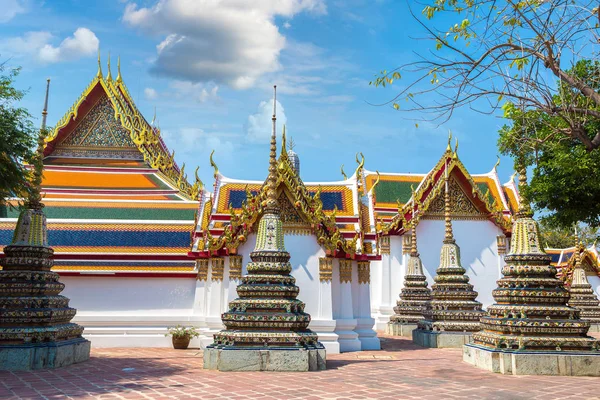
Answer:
(278, 192, 311, 234)
(424, 177, 486, 219)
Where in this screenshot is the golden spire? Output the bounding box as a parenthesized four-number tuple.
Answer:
(265, 85, 278, 210)
(116, 55, 122, 83)
(40, 78, 50, 131)
(446, 130, 452, 152)
(29, 79, 51, 209)
(452, 137, 459, 159)
(96, 49, 102, 79)
(411, 211, 419, 257)
(281, 124, 287, 157)
(516, 158, 532, 216)
(444, 159, 454, 243)
(107, 52, 113, 81)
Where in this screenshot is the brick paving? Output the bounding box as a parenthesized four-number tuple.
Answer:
(1, 334, 599, 400)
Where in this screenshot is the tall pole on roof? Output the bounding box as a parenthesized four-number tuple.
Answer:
(40, 78, 50, 131)
(266, 85, 278, 209)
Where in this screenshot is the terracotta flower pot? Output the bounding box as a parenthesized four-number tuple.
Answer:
(172, 336, 191, 349)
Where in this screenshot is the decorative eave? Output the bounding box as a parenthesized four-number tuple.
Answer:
(190, 141, 366, 259)
(557, 246, 600, 286)
(43, 57, 203, 201)
(378, 144, 512, 237)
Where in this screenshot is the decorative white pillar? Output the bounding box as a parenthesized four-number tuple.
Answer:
(204, 257, 226, 341)
(192, 258, 212, 347)
(355, 260, 380, 350)
(334, 259, 361, 352)
(313, 256, 339, 354)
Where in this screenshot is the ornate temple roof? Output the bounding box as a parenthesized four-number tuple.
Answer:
(0, 56, 201, 277)
(552, 245, 600, 285)
(190, 136, 376, 259)
(374, 137, 513, 236)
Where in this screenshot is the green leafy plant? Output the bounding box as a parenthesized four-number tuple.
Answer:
(165, 325, 199, 339)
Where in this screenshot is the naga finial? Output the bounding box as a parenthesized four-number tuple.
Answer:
(453, 137, 459, 159)
(493, 155, 500, 171)
(116, 55, 122, 83)
(446, 130, 452, 152)
(106, 51, 113, 81)
(96, 49, 103, 79)
(210, 150, 219, 177)
(354, 152, 365, 178)
(369, 171, 381, 195)
(340, 164, 348, 180)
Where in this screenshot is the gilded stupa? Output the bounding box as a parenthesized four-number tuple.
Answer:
(413, 159, 484, 348)
(0, 80, 90, 370)
(464, 165, 600, 376)
(204, 87, 326, 371)
(387, 206, 431, 337)
(568, 234, 600, 332)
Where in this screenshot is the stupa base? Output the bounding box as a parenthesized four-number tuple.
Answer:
(413, 329, 472, 348)
(463, 343, 600, 376)
(385, 322, 417, 337)
(203, 347, 326, 371)
(0, 337, 90, 371)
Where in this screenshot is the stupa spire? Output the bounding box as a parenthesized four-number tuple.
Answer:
(567, 226, 600, 327)
(387, 193, 432, 336)
(205, 85, 325, 371)
(443, 160, 454, 243)
(465, 161, 600, 375)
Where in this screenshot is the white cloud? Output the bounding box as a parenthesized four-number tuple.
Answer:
(144, 87, 158, 100)
(38, 28, 99, 63)
(169, 81, 219, 103)
(245, 99, 287, 143)
(283, 21, 292, 29)
(122, 0, 326, 89)
(1, 28, 99, 64)
(162, 127, 235, 159)
(0, 0, 25, 23)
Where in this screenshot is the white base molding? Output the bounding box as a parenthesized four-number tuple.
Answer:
(463, 344, 600, 376)
(203, 348, 326, 371)
(413, 329, 473, 348)
(386, 323, 417, 337)
(371, 306, 395, 331)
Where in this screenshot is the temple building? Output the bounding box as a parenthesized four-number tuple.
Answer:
(3, 58, 600, 353)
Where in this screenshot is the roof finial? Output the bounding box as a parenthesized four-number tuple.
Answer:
(107, 51, 112, 81)
(493, 156, 500, 171)
(453, 137, 459, 159)
(40, 78, 50, 131)
(116, 55, 122, 83)
(446, 130, 452, 152)
(444, 158, 455, 243)
(151, 106, 157, 126)
(281, 124, 287, 156)
(96, 49, 103, 79)
(340, 164, 348, 180)
(265, 85, 278, 209)
(210, 150, 219, 177)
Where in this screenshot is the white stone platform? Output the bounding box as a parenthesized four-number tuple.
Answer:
(412, 329, 472, 348)
(463, 343, 600, 376)
(385, 323, 417, 337)
(203, 348, 326, 371)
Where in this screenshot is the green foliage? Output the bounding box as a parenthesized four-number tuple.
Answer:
(0, 64, 36, 207)
(165, 325, 200, 339)
(538, 221, 599, 249)
(499, 60, 600, 228)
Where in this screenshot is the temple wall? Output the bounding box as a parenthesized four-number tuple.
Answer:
(416, 219, 504, 308)
(589, 275, 600, 297)
(371, 236, 404, 331)
(61, 276, 200, 348)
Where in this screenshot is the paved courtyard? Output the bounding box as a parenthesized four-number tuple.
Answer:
(1, 334, 599, 400)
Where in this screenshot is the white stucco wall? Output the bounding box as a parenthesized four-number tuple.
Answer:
(416, 219, 504, 308)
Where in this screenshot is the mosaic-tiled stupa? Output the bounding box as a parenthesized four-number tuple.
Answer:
(413, 165, 484, 348)
(386, 216, 431, 337)
(0, 81, 90, 370)
(204, 87, 326, 371)
(568, 236, 600, 332)
(464, 166, 600, 375)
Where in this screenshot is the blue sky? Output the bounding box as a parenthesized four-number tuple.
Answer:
(0, 0, 517, 186)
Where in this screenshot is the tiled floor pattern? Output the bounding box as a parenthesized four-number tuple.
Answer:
(1, 334, 599, 399)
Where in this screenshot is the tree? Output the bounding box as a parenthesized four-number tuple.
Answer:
(539, 220, 599, 249)
(371, 1, 600, 151)
(0, 64, 36, 209)
(499, 60, 600, 228)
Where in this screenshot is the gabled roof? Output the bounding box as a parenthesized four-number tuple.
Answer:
(554, 245, 600, 285)
(378, 139, 512, 236)
(190, 132, 373, 259)
(43, 56, 202, 201)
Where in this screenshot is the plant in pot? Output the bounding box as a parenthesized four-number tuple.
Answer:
(165, 325, 199, 349)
